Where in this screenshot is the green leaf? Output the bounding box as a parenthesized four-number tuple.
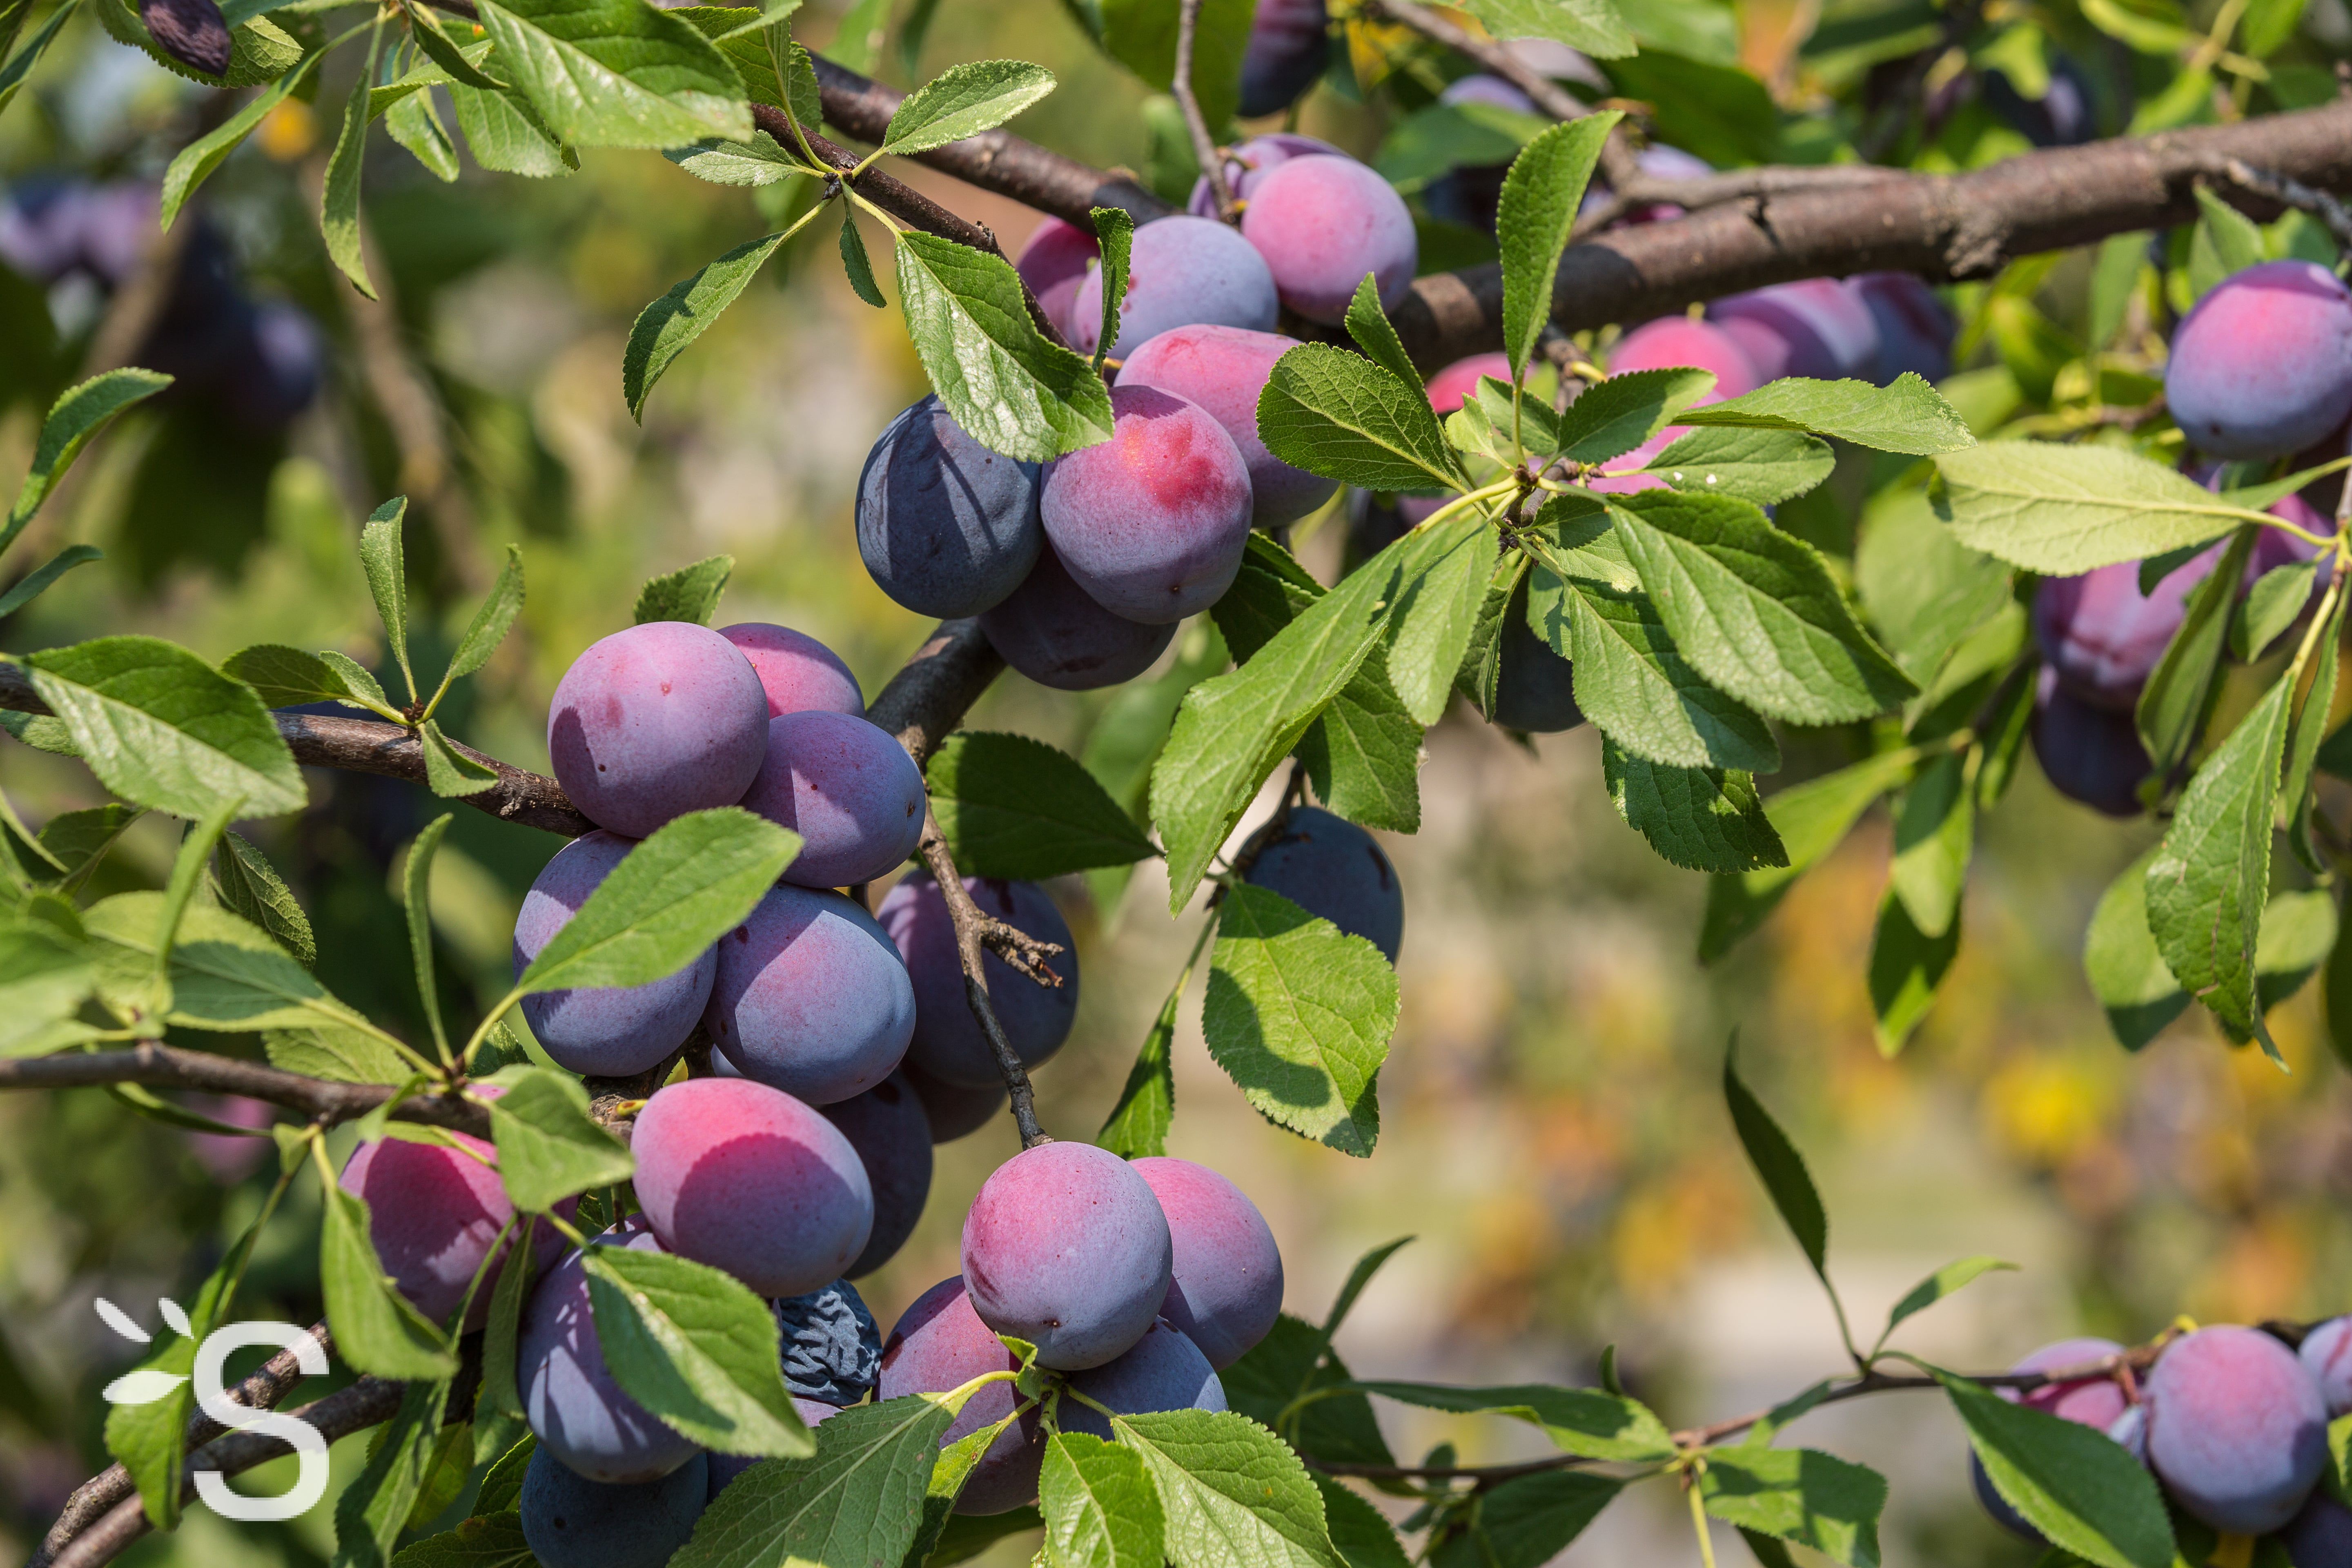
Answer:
(2284, 584, 2345, 873)
(479, 1064, 634, 1212)
(89, 0, 297, 85)
(5, 369, 172, 547)
(1042, 1432, 1163, 1568)
(625, 230, 791, 420)
(2146, 673, 2293, 1045)
(418, 719, 499, 797)
(1385, 519, 1497, 724)
(23, 637, 304, 819)
(1096, 952, 1184, 1159)
(1313, 1477, 1410, 1568)
(388, 1513, 533, 1568)
(0, 543, 94, 622)
(1554, 368, 1716, 466)
(1853, 486, 2012, 683)
(674, 1394, 961, 1568)
(1222, 1315, 1394, 1468)
(1156, 518, 1485, 906)
(359, 497, 415, 699)
(1699, 750, 1915, 962)
(1116, 1408, 1341, 1568)
(450, 79, 575, 176)
(321, 21, 385, 298)
(0, 0, 80, 119)
(1931, 443, 2263, 574)
(841, 212, 887, 307)
(1676, 375, 1973, 455)
(882, 58, 1055, 155)
(410, 2, 507, 87)
(1525, 561, 1782, 773)
(1698, 1446, 1885, 1568)
(1346, 1382, 1675, 1462)
(667, 129, 804, 185)
(1937, 1371, 2174, 1568)
(335, 1374, 455, 1568)
(895, 230, 1117, 463)
(0, 921, 94, 1057)
(1724, 1038, 1826, 1275)
(634, 552, 735, 625)
(2084, 844, 2190, 1050)
(160, 52, 321, 228)
(1888, 750, 1973, 938)
(904, 1413, 1025, 1567)
(1342, 275, 1424, 399)
(928, 731, 1156, 879)
(1088, 206, 1135, 372)
(1603, 739, 1785, 874)
(2234, 559, 2317, 661)
(1866, 888, 1960, 1057)
(1258, 342, 1467, 493)
(1608, 490, 1917, 725)
(1205, 883, 1396, 1157)
(385, 87, 462, 182)
(474, 0, 751, 147)
(214, 829, 314, 967)
(2189, 186, 2266, 300)
(477, 1220, 537, 1432)
(2136, 528, 2255, 784)
(1428, 1470, 1619, 1568)
(1635, 426, 1836, 506)
(1458, 0, 1633, 57)
(584, 1243, 811, 1456)
(321, 1173, 459, 1379)
(265, 1024, 411, 1085)
(402, 814, 452, 1057)
(514, 808, 798, 996)
(444, 544, 527, 687)
(222, 645, 388, 715)
(1600, 47, 1776, 166)
(1495, 113, 1619, 378)
(1098, 0, 1252, 129)
(1878, 1257, 2018, 1346)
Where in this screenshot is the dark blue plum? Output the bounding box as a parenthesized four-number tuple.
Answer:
(2029, 671, 2152, 818)
(2145, 1325, 2329, 1536)
(1238, 0, 1329, 118)
(1241, 806, 1404, 962)
(1058, 1319, 1227, 1439)
(857, 394, 1044, 618)
(880, 872, 1077, 1090)
(519, 1218, 705, 1483)
(514, 831, 716, 1078)
(962, 1142, 1173, 1371)
(903, 1060, 1007, 1143)
(519, 1446, 708, 1568)
(773, 1276, 881, 1404)
(1492, 588, 1582, 734)
(1070, 216, 1278, 361)
(1982, 57, 2095, 146)
(818, 1072, 934, 1277)
(880, 1277, 1045, 1514)
(706, 883, 917, 1106)
(2283, 1491, 2352, 1568)
(980, 544, 1177, 691)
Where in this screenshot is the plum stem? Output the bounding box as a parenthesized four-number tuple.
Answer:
(916, 807, 1051, 1149)
(1173, 0, 1236, 222)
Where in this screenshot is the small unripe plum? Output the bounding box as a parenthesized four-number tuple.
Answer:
(520, 1446, 708, 1568)
(1708, 279, 1882, 383)
(338, 1082, 571, 1330)
(1425, 352, 1513, 416)
(2284, 1491, 2352, 1568)
(547, 621, 770, 839)
(739, 710, 927, 889)
(818, 1072, 934, 1277)
(1848, 273, 1954, 385)
(2300, 1316, 2352, 1416)
(1492, 592, 1583, 734)
(880, 1277, 1045, 1514)
(904, 1060, 1007, 1143)
(1241, 806, 1404, 962)
(1016, 216, 1099, 344)
(1606, 316, 1763, 398)
(1040, 384, 1254, 624)
(2167, 261, 2352, 461)
(706, 882, 917, 1105)
(1239, 155, 1418, 324)
(857, 395, 1044, 618)
(519, 1218, 705, 1483)
(980, 544, 1178, 690)
(1119, 325, 1336, 528)
(716, 623, 863, 718)
(706, 1400, 840, 1498)
(1058, 1319, 1227, 1439)
(1131, 1158, 1281, 1369)
(1188, 134, 1346, 217)
(1070, 216, 1278, 361)
(630, 1077, 874, 1298)
(880, 872, 1078, 1089)
(1968, 1338, 2131, 1540)
(515, 831, 716, 1078)
(774, 1277, 881, 1403)
(1237, 0, 1329, 118)
(961, 1142, 1174, 1370)
(2145, 1324, 2329, 1535)
(2029, 673, 2151, 818)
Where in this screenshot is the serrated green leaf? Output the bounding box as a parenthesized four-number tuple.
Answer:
(335, 1374, 454, 1568)
(474, 0, 750, 147)
(214, 829, 314, 967)
(1385, 519, 1496, 724)
(478, 1064, 634, 1212)
(1343, 274, 1423, 398)
(418, 719, 499, 797)
(1088, 205, 1135, 371)
(450, 78, 575, 176)
(24, 637, 304, 819)
(1096, 951, 1185, 1158)
(625, 230, 792, 420)
(1555, 367, 1716, 466)
(1724, 1038, 1826, 1275)
(408, 2, 506, 86)
(2234, 559, 2317, 661)
(902, 1412, 1022, 1568)
(321, 21, 385, 298)
(929, 731, 1156, 880)
(1204, 883, 1395, 1157)
(161, 51, 321, 227)
(1116, 1408, 1341, 1568)
(0, 921, 94, 1057)
(1635, 425, 1835, 506)
(841, 212, 887, 307)
(477, 1220, 537, 1433)
(1674, 375, 1972, 454)
(666, 129, 804, 185)
(222, 644, 388, 715)
(385, 87, 461, 182)
(1866, 887, 1960, 1057)
(0, 543, 100, 620)
(1098, 0, 1252, 129)
(1889, 750, 1973, 938)
(444, 544, 526, 687)
(402, 815, 451, 1056)
(1608, 490, 1917, 726)
(1496, 113, 1618, 378)
(1603, 738, 1785, 874)
(674, 1394, 959, 1568)
(1853, 486, 2012, 683)
(883, 58, 1055, 155)
(2084, 844, 2189, 1050)
(321, 1170, 459, 1380)
(0, 0, 80, 119)
(6, 369, 173, 548)
(584, 1242, 811, 1456)
(1937, 1371, 2174, 1568)
(1042, 1432, 1162, 1568)
(2136, 528, 2255, 785)
(1878, 1256, 2018, 1346)
(1699, 1446, 1885, 1568)
(1428, 1470, 1618, 1568)
(359, 497, 414, 699)
(1346, 1382, 1674, 1462)
(1222, 1315, 1394, 1469)
(634, 553, 735, 624)
(2189, 186, 2266, 299)
(1458, 0, 1633, 57)
(388, 1512, 533, 1568)
(1932, 443, 2263, 573)
(265, 1024, 411, 1084)
(1314, 1476, 1410, 1568)
(1258, 342, 1467, 493)
(895, 230, 1117, 463)
(1699, 749, 1914, 962)
(513, 807, 799, 995)
(2284, 581, 2345, 873)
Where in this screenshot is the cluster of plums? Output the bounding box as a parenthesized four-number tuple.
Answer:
(2030, 260, 2351, 815)
(1975, 1322, 2352, 1562)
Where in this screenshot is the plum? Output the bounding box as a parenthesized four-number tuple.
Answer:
(856, 395, 1044, 618)
(2144, 1325, 2328, 1535)
(2029, 671, 2152, 817)
(519, 1446, 708, 1568)
(2283, 1491, 2352, 1568)
(547, 622, 770, 838)
(1237, 0, 1329, 118)
(1016, 216, 1099, 344)
(1708, 278, 1882, 383)
(514, 831, 716, 1078)
(961, 1142, 1173, 1370)
(773, 1276, 881, 1404)
(1058, 1318, 1227, 1439)
(1967, 1338, 2132, 1540)
(2300, 1316, 2352, 1417)
(519, 1217, 706, 1483)
(1239, 154, 1418, 323)
(739, 710, 927, 889)
(1848, 273, 1955, 385)
(2167, 261, 2352, 461)
(1491, 579, 1583, 733)
(903, 1060, 1007, 1143)
(1425, 352, 1514, 416)
(705, 882, 917, 1105)
(2034, 557, 2210, 712)
(1606, 316, 1763, 399)
(1069, 216, 1278, 361)
(879, 1277, 1045, 1514)
(1118, 325, 1336, 527)
(1240, 806, 1404, 962)
(880, 871, 1079, 1089)
(1188, 134, 1346, 217)
(818, 1071, 933, 1276)
(1130, 1158, 1282, 1369)
(715, 623, 864, 718)
(980, 543, 1178, 690)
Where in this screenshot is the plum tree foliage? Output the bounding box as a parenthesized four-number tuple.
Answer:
(10, 0, 2352, 1564)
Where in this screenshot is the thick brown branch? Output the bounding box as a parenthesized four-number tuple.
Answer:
(30, 1325, 333, 1568)
(0, 1044, 494, 1138)
(864, 618, 1007, 768)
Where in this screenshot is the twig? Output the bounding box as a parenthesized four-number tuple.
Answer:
(29, 1324, 333, 1568)
(0, 1043, 493, 1138)
(1173, 0, 1236, 221)
(916, 810, 1048, 1148)
(2214, 155, 2352, 253)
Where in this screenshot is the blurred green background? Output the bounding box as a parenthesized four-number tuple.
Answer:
(4, 0, 2352, 1562)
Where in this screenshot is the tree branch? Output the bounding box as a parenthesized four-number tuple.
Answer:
(0, 1043, 494, 1138)
(916, 811, 1048, 1149)
(1172, 0, 1235, 221)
